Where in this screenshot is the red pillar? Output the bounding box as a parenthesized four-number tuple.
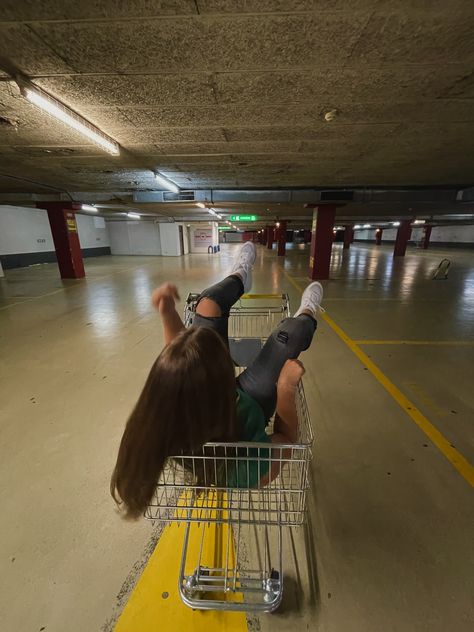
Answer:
(343, 225, 353, 249)
(393, 219, 412, 257)
(375, 228, 383, 245)
(422, 225, 432, 249)
(277, 220, 287, 256)
(36, 202, 85, 278)
(308, 205, 337, 280)
(266, 225, 274, 249)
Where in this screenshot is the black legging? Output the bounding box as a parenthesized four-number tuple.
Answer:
(194, 275, 317, 419)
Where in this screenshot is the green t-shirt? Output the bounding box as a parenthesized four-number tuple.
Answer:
(227, 389, 271, 488)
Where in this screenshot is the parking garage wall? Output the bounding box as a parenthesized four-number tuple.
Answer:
(354, 225, 474, 248)
(0, 205, 110, 269)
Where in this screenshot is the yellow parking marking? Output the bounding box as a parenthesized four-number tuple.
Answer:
(241, 293, 285, 299)
(355, 340, 474, 346)
(281, 268, 474, 488)
(114, 493, 247, 631)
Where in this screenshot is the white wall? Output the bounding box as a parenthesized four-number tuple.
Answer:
(431, 225, 474, 244)
(0, 205, 54, 254)
(76, 213, 110, 249)
(107, 220, 161, 255)
(0, 206, 110, 257)
(223, 231, 243, 243)
(159, 223, 181, 256)
(354, 225, 474, 245)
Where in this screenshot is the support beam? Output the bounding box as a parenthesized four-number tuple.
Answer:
(308, 205, 337, 280)
(375, 228, 383, 245)
(343, 225, 353, 250)
(266, 224, 273, 249)
(277, 220, 287, 256)
(422, 225, 432, 249)
(393, 219, 412, 257)
(36, 202, 85, 278)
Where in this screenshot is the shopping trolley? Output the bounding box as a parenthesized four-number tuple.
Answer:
(145, 293, 314, 612)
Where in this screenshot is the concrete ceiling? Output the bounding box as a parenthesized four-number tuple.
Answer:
(0, 0, 473, 223)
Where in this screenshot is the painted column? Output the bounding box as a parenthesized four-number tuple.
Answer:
(343, 225, 353, 249)
(308, 205, 337, 280)
(375, 228, 383, 245)
(277, 220, 287, 256)
(422, 225, 432, 249)
(266, 225, 273, 249)
(36, 202, 85, 279)
(393, 219, 412, 257)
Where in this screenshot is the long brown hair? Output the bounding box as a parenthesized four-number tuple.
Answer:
(111, 326, 237, 519)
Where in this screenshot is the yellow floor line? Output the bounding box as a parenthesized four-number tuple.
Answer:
(354, 340, 474, 346)
(281, 268, 474, 488)
(114, 492, 247, 632)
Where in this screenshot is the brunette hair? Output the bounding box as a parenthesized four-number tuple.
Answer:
(111, 326, 237, 519)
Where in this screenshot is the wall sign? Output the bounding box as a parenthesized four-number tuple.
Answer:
(193, 228, 213, 247)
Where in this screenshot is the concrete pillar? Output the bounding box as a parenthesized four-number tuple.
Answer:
(343, 225, 353, 249)
(0, 259, 4, 278)
(422, 225, 432, 249)
(277, 220, 287, 256)
(266, 225, 273, 249)
(309, 205, 337, 280)
(393, 219, 412, 257)
(36, 202, 85, 279)
(375, 228, 383, 245)
(393, 220, 412, 257)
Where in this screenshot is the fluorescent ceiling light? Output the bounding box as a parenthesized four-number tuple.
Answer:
(217, 214, 223, 219)
(354, 224, 362, 229)
(23, 88, 119, 155)
(127, 212, 140, 219)
(81, 204, 97, 212)
(196, 202, 206, 208)
(208, 209, 216, 216)
(155, 172, 179, 194)
(363, 224, 371, 228)
(413, 219, 425, 224)
(392, 221, 400, 227)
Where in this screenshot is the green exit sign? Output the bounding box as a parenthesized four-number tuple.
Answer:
(230, 215, 257, 222)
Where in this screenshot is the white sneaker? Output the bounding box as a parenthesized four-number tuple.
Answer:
(231, 242, 256, 293)
(294, 282, 325, 318)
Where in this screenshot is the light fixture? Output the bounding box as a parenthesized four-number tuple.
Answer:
(127, 212, 140, 219)
(276, 222, 280, 228)
(413, 219, 425, 225)
(208, 209, 217, 216)
(22, 87, 120, 155)
(155, 172, 180, 194)
(196, 202, 206, 209)
(217, 214, 223, 219)
(81, 204, 97, 212)
(354, 224, 362, 229)
(363, 224, 371, 228)
(392, 221, 400, 227)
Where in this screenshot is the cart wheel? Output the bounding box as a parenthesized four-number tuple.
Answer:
(263, 569, 280, 604)
(184, 572, 198, 599)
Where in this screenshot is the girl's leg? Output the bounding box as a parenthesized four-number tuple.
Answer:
(237, 314, 317, 419)
(192, 242, 256, 345)
(193, 274, 245, 345)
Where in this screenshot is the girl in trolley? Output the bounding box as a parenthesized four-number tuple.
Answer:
(111, 242, 323, 519)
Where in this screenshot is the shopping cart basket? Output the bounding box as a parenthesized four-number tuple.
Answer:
(145, 293, 313, 612)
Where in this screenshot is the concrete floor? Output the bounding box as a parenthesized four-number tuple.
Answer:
(0, 243, 473, 632)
